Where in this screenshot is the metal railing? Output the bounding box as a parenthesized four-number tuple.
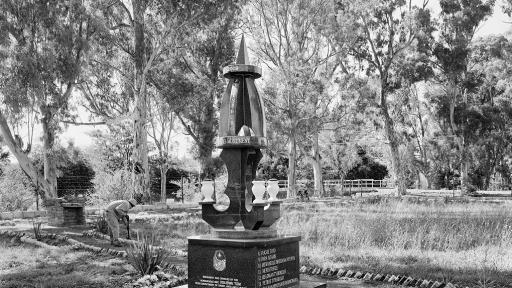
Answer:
(277, 179, 389, 198)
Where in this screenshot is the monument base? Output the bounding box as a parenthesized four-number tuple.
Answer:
(188, 235, 312, 288)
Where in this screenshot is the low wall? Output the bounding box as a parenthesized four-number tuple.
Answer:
(0, 202, 200, 220)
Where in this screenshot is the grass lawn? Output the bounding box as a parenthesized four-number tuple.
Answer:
(3, 198, 512, 287)
(0, 234, 135, 288)
(278, 199, 512, 287)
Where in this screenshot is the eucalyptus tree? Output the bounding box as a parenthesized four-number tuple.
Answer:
(247, 0, 338, 197)
(0, 0, 97, 200)
(454, 35, 512, 189)
(146, 86, 176, 203)
(329, 0, 434, 195)
(432, 0, 495, 193)
(82, 0, 227, 198)
(159, 0, 242, 179)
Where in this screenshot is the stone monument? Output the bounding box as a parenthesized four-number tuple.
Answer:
(187, 37, 323, 288)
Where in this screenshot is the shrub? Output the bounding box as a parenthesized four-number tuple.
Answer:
(0, 165, 35, 212)
(94, 215, 110, 235)
(89, 169, 133, 207)
(127, 234, 171, 275)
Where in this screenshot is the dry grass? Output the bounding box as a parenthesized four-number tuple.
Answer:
(277, 199, 512, 287)
(0, 235, 134, 288)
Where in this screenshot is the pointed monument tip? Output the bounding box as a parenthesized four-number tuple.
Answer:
(236, 35, 250, 65)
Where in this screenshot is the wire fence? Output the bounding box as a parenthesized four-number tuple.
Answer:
(57, 176, 94, 199)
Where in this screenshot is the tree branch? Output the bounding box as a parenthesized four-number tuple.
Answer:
(61, 120, 106, 126)
(176, 113, 201, 146)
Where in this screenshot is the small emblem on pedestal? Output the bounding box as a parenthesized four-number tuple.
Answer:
(213, 250, 226, 271)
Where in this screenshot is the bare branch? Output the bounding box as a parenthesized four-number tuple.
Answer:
(61, 120, 106, 126)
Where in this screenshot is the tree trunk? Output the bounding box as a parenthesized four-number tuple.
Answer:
(287, 134, 297, 198)
(447, 84, 470, 194)
(132, 0, 150, 200)
(41, 110, 58, 199)
(160, 165, 168, 203)
(0, 111, 50, 198)
(381, 92, 407, 196)
(311, 132, 324, 197)
(460, 142, 470, 193)
(199, 102, 215, 178)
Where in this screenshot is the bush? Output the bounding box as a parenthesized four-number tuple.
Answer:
(89, 169, 133, 207)
(94, 215, 110, 235)
(127, 234, 171, 275)
(345, 147, 388, 180)
(0, 165, 35, 212)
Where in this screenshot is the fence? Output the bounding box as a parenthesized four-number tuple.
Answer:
(57, 176, 94, 198)
(278, 179, 390, 198)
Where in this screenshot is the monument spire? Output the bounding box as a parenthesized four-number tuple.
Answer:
(236, 35, 250, 65)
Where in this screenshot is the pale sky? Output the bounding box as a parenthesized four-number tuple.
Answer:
(20, 1, 512, 161)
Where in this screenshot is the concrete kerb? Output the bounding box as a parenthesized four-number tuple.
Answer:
(0, 229, 127, 258)
(300, 264, 462, 288)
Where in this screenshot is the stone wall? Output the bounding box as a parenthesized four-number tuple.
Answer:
(0, 202, 200, 220)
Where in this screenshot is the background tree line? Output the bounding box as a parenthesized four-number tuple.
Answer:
(0, 0, 511, 209)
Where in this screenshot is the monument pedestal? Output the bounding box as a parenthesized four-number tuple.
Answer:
(188, 235, 302, 288)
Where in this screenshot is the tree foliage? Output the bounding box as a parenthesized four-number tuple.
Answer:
(0, 0, 97, 200)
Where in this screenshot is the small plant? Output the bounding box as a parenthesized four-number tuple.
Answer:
(94, 215, 110, 235)
(127, 233, 171, 275)
(32, 221, 43, 240)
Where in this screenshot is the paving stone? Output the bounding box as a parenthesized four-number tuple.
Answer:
(372, 274, 384, 281)
(321, 268, 330, 276)
(353, 272, 363, 279)
(345, 270, 355, 278)
(336, 269, 347, 278)
(402, 277, 414, 286)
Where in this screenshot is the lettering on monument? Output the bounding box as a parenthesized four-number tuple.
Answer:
(195, 276, 246, 288)
(222, 136, 251, 144)
(257, 248, 298, 288)
(218, 136, 267, 147)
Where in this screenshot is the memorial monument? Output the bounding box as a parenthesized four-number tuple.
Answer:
(187, 37, 323, 288)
